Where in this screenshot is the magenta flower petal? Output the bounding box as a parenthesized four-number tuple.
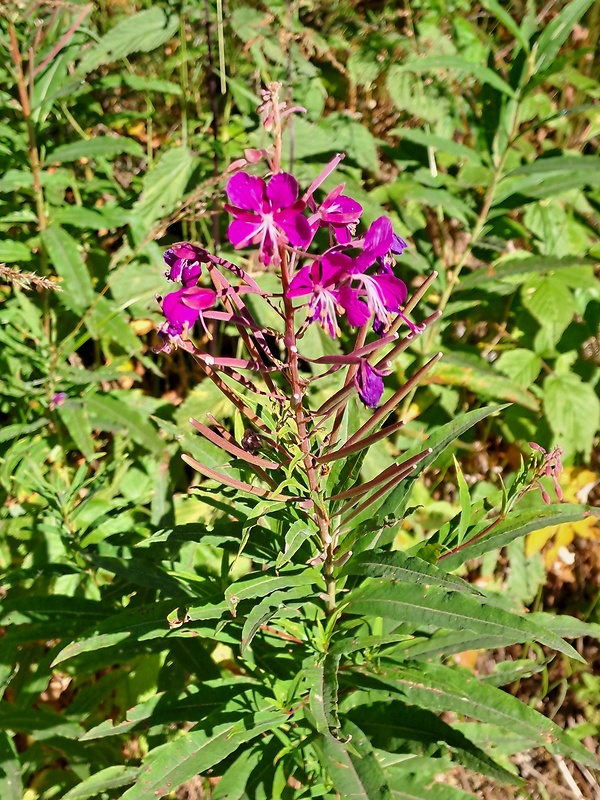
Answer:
(363, 216, 393, 259)
(266, 172, 299, 210)
(374, 273, 408, 311)
(276, 210, 313, 248)
(228, 218, 263, 249)
(355, 361, 384, 408)
(339, 285, 370, 327)
(180, 286, 217, 310)
(162, 289, 202, 334)
(226, 173, 266, 211)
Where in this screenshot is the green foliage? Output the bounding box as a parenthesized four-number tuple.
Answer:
(1, 1, 599, 799)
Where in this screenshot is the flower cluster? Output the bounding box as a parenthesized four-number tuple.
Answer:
(155, 89, 425, 410)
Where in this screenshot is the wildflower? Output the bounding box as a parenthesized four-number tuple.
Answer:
(224, 172, 312, 265)
(50, 392, 67, 410)
(355, 361, 385, 409)
(308, 184, 363, 244)
(159, 285, 217, 339)
(344, 217, 409, 334)
(288, 252, 349, 338)
(163, 242, 209, 286)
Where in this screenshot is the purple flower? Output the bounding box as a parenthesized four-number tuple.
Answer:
(164, 242, 209, 286)
(224, 172, 312, 265)
(308, 184, 363, 244)
(343, 217, 408, 334)
(355, 361, 385, 408)
(50, 392, 67, 410)
(160, 285, 217, 338)
(289, 217, 409, 337)
(288, 252, 349, 338)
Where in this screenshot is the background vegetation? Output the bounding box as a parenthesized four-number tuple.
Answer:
(1, 0, 599, 798)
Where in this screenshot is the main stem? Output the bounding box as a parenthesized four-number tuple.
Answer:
(280, 249, 336, 616)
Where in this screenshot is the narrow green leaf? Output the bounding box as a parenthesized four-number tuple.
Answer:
(318, 721, 392, 800)
(345, 579, 584, 662)
(350, 662, 599, 768)
(210, 748, 262, 800)
(431, 356, 538, 410)
(440, 505, 598, 570)
(398, 55, 516, 97)
(47, 136, 144, 164)
(62, 767, 140, 800)
(85, 393, 163, 455)
(226, 569, 322, 615)
(0, 240, 32, 262)
(120, 708, 287, 800)
(57, 403, 95, 460)
(342, 550, 482, 597)
(457, 254, 593, 290)
(535, 0, 596, 72)
(241, 585, 311, 653)
(0, 730, 22, 800)
(307, 653, 341, 735)
(40, 225, 94, 313)
(480, 0, 530, 52)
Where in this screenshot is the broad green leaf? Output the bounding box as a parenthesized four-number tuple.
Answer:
(544, 374, 600, 457)
(40, 225, 94, 313)
(85, 393, 163, 455)
(456, 255, 593, 290)
(318, 721, 392, 800)
(440, 505, 597, 569)
(131, 146, 195, 226)
(522, 275, 576, 346)
(47, 136, 144, 164)
(535, 0, 596, 72)
(345, 579, 584, 662)
(62, 767, 140, 800)
(349, 663, 599, 768)
(77, 9, 179, 74)
(0, 730, 22, 800)
(120, 707, 287, 800)
(495, 349, 542, 387)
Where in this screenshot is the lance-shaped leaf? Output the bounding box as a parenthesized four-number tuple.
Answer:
(62, 767, 140, 800)
(189, 418, 279, 470)
(316, 720, 393, 800)
(240, 585, 313, 653)
(120, 706, 288, 800)
(347, 662, 599, 769)
(345, 579, 584, 663)
(226, 568, 323, 615)
(306, 653, 342, 735)
(439, 504, 598, 569)
(341, 549, 483, 598)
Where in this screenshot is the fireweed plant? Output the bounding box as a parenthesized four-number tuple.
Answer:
(111, 86, 597, 799)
